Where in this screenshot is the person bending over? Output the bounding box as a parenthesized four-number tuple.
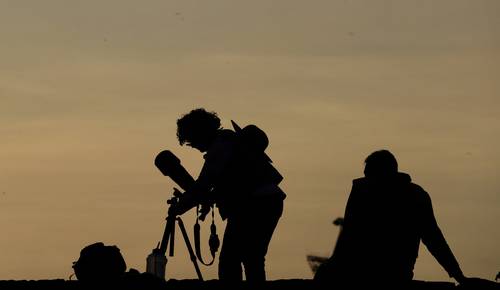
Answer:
(171, 108, 286, 282)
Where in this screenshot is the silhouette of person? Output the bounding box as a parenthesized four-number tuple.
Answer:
(171, 108, 286, 282)
(315, 150, 468, 287)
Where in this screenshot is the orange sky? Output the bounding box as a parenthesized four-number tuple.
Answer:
(0, 0, 499, 281)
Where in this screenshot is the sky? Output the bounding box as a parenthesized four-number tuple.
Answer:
(0, 0, 499, 282)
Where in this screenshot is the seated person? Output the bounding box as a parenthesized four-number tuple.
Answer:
(315, 150, 468, 286)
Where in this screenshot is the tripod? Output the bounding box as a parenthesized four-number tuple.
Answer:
(147, 189, 203, 281)
(150, 150, 219, 280)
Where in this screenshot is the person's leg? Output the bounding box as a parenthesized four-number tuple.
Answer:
(218, 218, 243, 281)
(242, 198, 283, 282)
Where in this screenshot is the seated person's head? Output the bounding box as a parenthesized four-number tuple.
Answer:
(177, 108, 221, 152)
(364, 150, 398, 178)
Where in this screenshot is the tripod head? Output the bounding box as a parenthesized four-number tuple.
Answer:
(166, 188, 183, 206)
(165, 188, 184, 217)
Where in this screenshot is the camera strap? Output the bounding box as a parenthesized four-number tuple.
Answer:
(194, 205, 219, 266)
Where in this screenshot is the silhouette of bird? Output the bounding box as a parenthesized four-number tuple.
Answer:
(174, 12, 184, 21)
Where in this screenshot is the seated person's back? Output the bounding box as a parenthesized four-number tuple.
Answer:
(316, 150, 465, 285)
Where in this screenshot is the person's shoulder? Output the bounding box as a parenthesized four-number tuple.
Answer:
(409, 183, 428, 196)
(204, 129, 236, 156)
(217, 128, 236, 138)
(409, 182, 425, 192)
(405, 178, 431, 201)
(213, 129, 237, 143)
(352, 177, 366, 185)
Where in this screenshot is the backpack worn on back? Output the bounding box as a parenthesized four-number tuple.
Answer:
(72, 242, 127, 282)
(230, 120, 283, 185)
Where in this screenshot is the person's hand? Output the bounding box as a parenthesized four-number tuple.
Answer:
(168, 195, 196, 216)
(198, 203, 212, 221)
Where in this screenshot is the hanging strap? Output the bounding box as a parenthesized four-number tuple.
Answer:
(194, 205, 220, 266)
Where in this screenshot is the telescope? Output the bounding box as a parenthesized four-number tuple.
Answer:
(154, 150, 195, 191)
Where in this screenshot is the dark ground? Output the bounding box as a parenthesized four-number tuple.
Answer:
(0, 279, 498, 290)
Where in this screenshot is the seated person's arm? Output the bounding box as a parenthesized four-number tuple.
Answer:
(331, 181, 361, 258)
(420, 190, 466, 283)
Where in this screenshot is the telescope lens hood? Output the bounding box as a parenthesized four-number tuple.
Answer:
(155, 150, 180, 176)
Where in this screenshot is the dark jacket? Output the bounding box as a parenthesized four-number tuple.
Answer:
(196, 129, 285, 218)
(323, 172, 462, 283)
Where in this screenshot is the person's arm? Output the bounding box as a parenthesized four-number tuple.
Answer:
(419, 188, 466, 283)
(195, 137, 234, 192)
(172, 137, 234, 216)
(331, 180, 360, 258)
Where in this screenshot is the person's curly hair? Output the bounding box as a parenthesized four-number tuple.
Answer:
(176, 108, 221, 145)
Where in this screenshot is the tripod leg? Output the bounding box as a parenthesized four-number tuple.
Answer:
(169, 217, 176, 256)
(177, 217, 204, 281)
(159, 217, 175, 255)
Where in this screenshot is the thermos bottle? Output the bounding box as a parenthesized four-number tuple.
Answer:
(146, 247, 167, 279)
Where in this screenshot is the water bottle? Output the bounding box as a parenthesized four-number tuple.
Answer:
(146, 247, 167, 280)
